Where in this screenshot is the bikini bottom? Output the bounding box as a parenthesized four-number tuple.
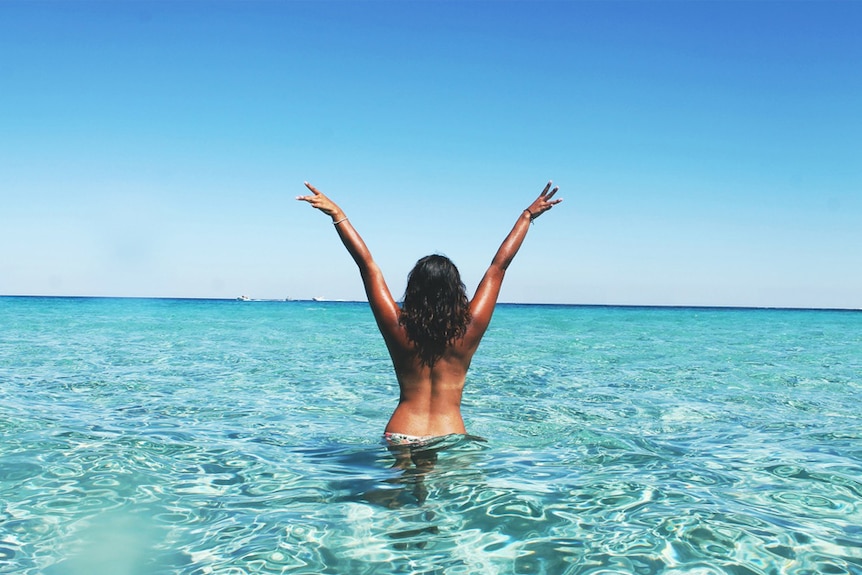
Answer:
(382, 432, 439, 447)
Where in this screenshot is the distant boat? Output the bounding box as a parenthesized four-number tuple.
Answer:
(312, 297, 325, 302)
(237, 295, 251, 301)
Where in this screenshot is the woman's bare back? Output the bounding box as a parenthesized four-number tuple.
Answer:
(384, 332, 476, 437)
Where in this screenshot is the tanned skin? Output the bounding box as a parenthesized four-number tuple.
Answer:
(297, 181, 561, 438)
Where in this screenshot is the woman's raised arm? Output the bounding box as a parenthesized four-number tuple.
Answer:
(296, 182, 402, 342)
(465, 181, 562, 347)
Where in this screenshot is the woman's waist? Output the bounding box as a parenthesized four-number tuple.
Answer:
(386, 404, 466, 437)
(392, 395, 463, 416)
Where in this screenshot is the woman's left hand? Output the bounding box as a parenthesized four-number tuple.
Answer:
(296, 182, 345, 220)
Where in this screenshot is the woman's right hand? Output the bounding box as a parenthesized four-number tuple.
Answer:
(525, 181, 562, 220)
(296, 182, 345, 220)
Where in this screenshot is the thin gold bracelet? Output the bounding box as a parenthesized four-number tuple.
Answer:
(333, 217, 348, 226)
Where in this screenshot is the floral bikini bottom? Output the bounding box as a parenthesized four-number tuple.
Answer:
(382, 432, 438, 447)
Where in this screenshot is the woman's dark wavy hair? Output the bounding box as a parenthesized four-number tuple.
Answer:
(399, 254, 471, 366)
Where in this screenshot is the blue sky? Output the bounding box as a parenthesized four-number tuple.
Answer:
(2, 1, 860, 308)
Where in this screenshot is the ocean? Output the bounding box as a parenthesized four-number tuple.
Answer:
(1, 296, 860, 574)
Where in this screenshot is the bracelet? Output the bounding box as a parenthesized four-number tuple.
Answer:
(524, 208, 536, 223)
(333, 217, 348, 226)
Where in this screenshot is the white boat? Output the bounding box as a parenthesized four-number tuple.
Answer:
(237, 295, 251, 301)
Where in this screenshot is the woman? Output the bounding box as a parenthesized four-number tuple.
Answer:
(297, 181, 561, 447)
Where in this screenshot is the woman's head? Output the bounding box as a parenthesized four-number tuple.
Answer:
(399, 254, 471, 366)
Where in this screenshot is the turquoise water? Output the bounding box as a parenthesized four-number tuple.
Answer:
(1, 297, 860, 575)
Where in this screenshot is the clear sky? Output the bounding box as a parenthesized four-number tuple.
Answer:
(2, 1, 860, 308)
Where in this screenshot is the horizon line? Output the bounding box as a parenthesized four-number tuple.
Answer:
(2, 294, 859, 313)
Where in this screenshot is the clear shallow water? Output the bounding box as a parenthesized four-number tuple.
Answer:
(1, 297, 860, 575)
